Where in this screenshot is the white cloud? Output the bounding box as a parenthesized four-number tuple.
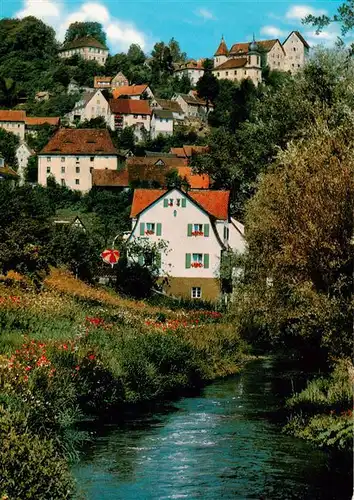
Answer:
(305, 27, 340, 46)
(15, 0, 150, 52)
(195, 8, 215, 21)
(260, 26, 286, 38)
(286, 5, 327, 21)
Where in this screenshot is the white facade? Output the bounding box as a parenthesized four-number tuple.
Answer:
(59, 46, 108, 65)
(0, 120, 25, 140)
(66, 90, 111, 125)
(150, 113, 174, 139)
(282, 32, 308, 73)
(175, 67, 204, 86)
(38, 154, 117, 192)
(16, 142, 33, 185)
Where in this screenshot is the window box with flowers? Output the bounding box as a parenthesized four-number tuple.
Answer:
(186, 253, 210, 269)
(139, 222, 162, 237)
(188, 223, 209, 237)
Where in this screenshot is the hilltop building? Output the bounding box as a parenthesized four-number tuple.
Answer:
(174, 59, 205, 86)
(58, 37, 109, 66)
(213, 31, 309, 83)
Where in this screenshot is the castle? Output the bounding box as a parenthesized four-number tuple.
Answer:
(212, 31, 310, 86)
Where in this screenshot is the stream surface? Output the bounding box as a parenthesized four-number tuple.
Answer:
(73, 358, 352, 499)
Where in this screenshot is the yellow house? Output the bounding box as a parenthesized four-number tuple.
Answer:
(58, 37, 109, 66)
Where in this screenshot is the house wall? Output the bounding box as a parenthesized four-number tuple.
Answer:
(150, 116, 173, 139)
(67, 90, 111, 125)
(266, 42, 285, 71)
(214, 54, 228, 68)
(59, 47, 108, 65)
(129, 188, 224, 282)
(175, 68, 204, 86)
(163, 277, 221, 301)
(213, 64, 261, 86)
(16, 144, 32, 185)
(283, 33, 307, 73)
(0, 121, 25, 140)
(38, 154, 117, 192)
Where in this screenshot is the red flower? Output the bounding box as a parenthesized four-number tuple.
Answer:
(25, 365, 32, 371)
(88, 354, 95, 361)
(75, 365, 80, 371)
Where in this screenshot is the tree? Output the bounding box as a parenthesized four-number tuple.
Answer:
(25, 155, 38, 183)
(26, 124, 58, 153)
(64, 22, 107, 46)
(127, 44, 146, 65)
(0, 128, 19, 166)
(196, 59, 219, 112)
(0, 77, 18, 107)
(78, 117, 107, 129)
(241, 121, 354, 359)
(229, 79, 258, 132)
(168, 38, 187, 62)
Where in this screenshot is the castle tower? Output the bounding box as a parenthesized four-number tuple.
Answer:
(214, 36, 228, 67)
(247, 35, 261, 68)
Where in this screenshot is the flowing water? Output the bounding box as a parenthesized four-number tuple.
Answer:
(73, 358, 352, 499)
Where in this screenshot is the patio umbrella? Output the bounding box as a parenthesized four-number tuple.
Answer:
(100, 249, 120, 267)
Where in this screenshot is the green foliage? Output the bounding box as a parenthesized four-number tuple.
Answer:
(26, 124, 58, 153)
(64, 21, 107, 46)
(0, 128, 19, 166)
(196, 59, 219, 110)
(78, 116, 107, 129)
(25, 155, 38, 182)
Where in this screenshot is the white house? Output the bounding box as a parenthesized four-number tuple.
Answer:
(128, 187, 246, 301)
(58, 37, 109, 66)
(174, 60, 205, 86)
(110, 99, 151, 142)
(65, 90, 111, 126)
(0, 110, 26, 140)
(150, 109, 174, 139)
(16, 142, 34, 185)
(38, 128, 118, 192)
(150, 98, 185, 121)
(171, 93, 209, 118)
(282, 31, 310, 73)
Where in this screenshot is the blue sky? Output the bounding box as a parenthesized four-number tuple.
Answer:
(0, 0, 345, 58)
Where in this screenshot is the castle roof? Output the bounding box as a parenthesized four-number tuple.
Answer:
(229, 39, 284, 55)
(213, 58, 248, 71)
(59, 36, 107, 51)
(214, 37, 228, 56)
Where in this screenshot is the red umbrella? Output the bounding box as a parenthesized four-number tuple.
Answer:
(101, 249, 120, 267)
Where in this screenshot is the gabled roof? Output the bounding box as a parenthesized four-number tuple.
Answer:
(154, 99, 183, 114)
(59, 36, 108, 51)
(112, 84, 149, 99)
(0, 165, 19, 178)
(81, 90, 103, 106)
(110, 99, 151, 115)
(229, 39, 284, 55)
(175, 93, 206, 106)
(170, 145, 209, 158)
(17, 141, 34, 154)
(40, 129, 117, 155)
(127, 156, 187, 168)
(92, 168, 129, 187)
(131, 188, 229, 219)
(25, 116, 60, 126)
(0, 110, 26, 122)
(152, 109, 173, 119)
(283, 31, 310, 49)
(213, 58, 248, 70)
(214, 37, 229, 56)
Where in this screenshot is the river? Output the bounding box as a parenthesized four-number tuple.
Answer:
(73, 358, 352, 499)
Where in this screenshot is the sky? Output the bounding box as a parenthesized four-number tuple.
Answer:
(0, 0, 347, 58)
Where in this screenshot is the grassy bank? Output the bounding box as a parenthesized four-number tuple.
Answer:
(0, 269, 247, 499)
(283, 360, 353, 454)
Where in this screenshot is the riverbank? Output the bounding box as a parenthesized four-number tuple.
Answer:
(0, 269, 247, 499)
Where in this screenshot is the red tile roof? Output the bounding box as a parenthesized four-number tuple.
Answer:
(0, 110, 26, 122)
(214, 38, 229, 56)
(112, 85, 149, 99)
(110, 99, 151, 115)
(170, 145, 209, 158)
(40, 128, 117, 155)
(131, 188, 229, 219)
(229, 39, 284, 55)
(92, 169, 129, 187)
(213, 58, 248, 70)
(177, 167, 210, 189)
(94, 76, 112, 88)
(25, 116, 60, 126)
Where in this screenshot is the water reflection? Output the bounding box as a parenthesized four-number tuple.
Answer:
(73, 359, 351, 500)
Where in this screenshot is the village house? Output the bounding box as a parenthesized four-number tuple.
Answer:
(150, 98, 185, 121)
(16, 142, 34, 185)
(150, 109, 174, 139)
(128, 187, 245, 301)
(38, 128, 118, 192)
(58, 36, 109, 66)
(65, 89, 111, 126)
(170, 145, 209, 160)
(213, 31, 309, 81)
(0, 110, 26, 140)
(174, 59, 205, 86)
(0, 154, 19, 185)
(112, 84, 154, 100)
(109, 99, 151, 141)
(171, 92, 209, 118)
(94, 72, 129, 90)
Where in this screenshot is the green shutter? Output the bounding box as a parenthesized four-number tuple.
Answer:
(140, 222, 145, 236)
(163, 198, 168, 207)
(156, 223, 162, 236)
(204, 224, 210, 237)
(138, 255, 144, 266)
(155, 252, 161, 268)
(181, 198, 186, 208)
(203, 254, 209, 269)
(185, 253, 191, 269)
(187, 224, 193, 237)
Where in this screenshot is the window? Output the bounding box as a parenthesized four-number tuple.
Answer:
(225, 71, 228, 76)
(223, 226, 229, 241)
(234, 70, 237, 75)
(61, 166, 65, 173)
(134, 115, 138, 119)
(191, 287, 202, 299)
(217, 72, 220, 76)
(46, 166, 51, 173)
(47, 157, 51, 162)
(160, 118, 163, 123)
(194, 224, 203, 233)
(146, 222, 155, 234)
(75, 179, 80, 185)
(76, 166, 80, 173)
(192, 253, 203, 264)
(61, 157, 65, 162)
(90, 157, 94, 162)
(76, 157, 80, 163)
(61, 179, 65, 186)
